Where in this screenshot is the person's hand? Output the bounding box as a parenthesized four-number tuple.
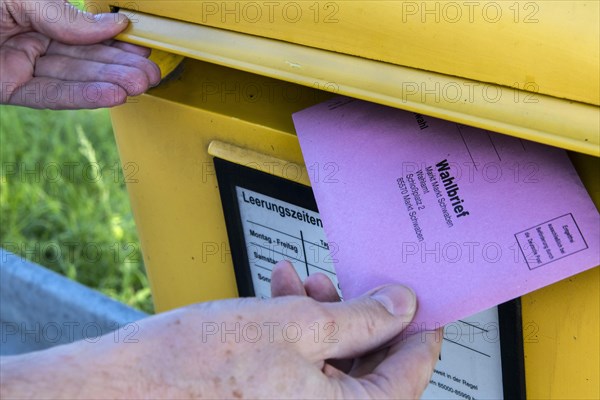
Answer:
(1, 266, 441, 400)
(271, 260, 442, 397)
(0, 0, 160, 109)
(1, 261, 441, 399)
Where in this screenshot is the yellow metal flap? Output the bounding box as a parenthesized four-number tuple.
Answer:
(112, 10, 599, 156)
(96, 1, 599, 106)
(208, 141, 311, 187)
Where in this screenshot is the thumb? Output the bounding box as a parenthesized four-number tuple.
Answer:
(27, 1, 129, 45)
(311, 285, 417, 361)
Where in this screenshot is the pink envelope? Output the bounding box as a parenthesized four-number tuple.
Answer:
(293, 97, 600, 329)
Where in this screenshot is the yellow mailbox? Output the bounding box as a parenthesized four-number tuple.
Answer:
(93, 1, 598, 398)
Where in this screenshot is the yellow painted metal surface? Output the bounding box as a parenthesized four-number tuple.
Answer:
(98, 1, 599, 106)
(207, 140, 311, 186)
(104, 9, 600, 156)
(97, 2, 600, 397)
(110, 59, 331, 311)
(521, 267, 599, 399)
(148, 49, 184, 80)
(109, 59, 599, 399)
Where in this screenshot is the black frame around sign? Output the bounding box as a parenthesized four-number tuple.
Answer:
(213, 156, 526, 399)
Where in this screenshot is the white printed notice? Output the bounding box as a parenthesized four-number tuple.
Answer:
(236, 186, 339, 298)
(421, 307, 505, 399)
(236, 185, 507, 399)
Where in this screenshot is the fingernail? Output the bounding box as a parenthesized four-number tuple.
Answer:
(101, 13, 129, 24)
(370, 285, 416, 316)
(116, 14, 130, 24)
(275, 260, 294, 270)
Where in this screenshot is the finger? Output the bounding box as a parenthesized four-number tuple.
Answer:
(46, 41, 160, 86)
(35, 55, 150, 96)
(304, 273, 340, 302)
(356, 329, 443, 399)
(27, 2, 129, 45)
(271, 260, 307, 297)
(111, 41, 152, 58)
(101, 40, 151, 57)
(6, 77, 127, 109)
(0, 33, 49, 103)
(325, 359, 354, 375)
(0, 31, 51, 63)
(305, 285, 417, 362)
(347, 347, 390, 377)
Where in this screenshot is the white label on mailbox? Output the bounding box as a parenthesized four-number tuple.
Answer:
(421, 306, 505, 399)
(236, 186, 505, 399)
(236, 186, 340, 299)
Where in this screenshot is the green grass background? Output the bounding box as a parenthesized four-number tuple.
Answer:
(0, 106, 153, 313)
